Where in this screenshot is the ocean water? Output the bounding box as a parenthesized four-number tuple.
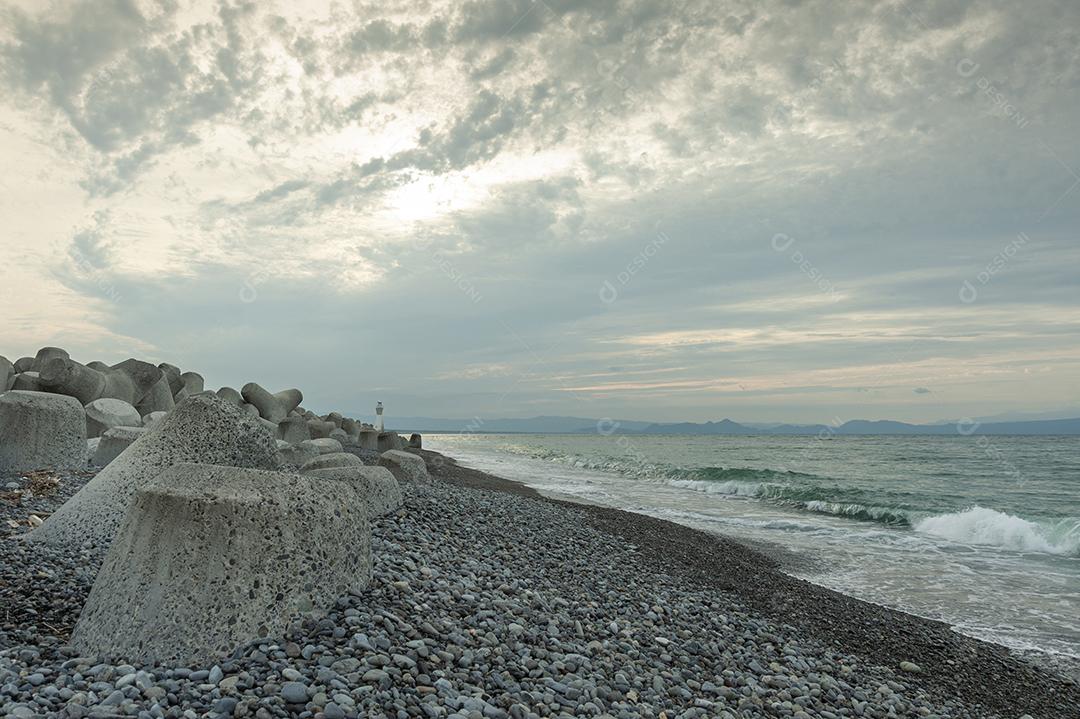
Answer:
(425, 433, 1080, 663)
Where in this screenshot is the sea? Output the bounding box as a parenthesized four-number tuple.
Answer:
(425, 432, 1080, 667)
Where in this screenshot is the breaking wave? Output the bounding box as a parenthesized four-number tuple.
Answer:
(665, 475, 913, 526)
(914, 507, 1080, 556)
(486, 443, 1080, 553)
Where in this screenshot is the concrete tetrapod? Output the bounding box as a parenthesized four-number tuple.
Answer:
(11, 372, 43, 392)
(37, 357, 141, 405)
(179, 371, 204, 395)
(109, 359, 164, 405)
(306, 419, 335, 439)
(300, 452, 363, 472)
(30, 394, 283, 548)
(70, 462, 372, 665)
(31, 346, 70, 371)
(377, 432, 405, 452)
(135, 376, 175, 416)
(141, 411, 168, 428)
(303, 438, 343, 455)
(357, 429, 379, 450)
(216, 386, 243, 406)
(38, 358, 107, 404)
(84, 398, 142, 438)
(276, 416, 310, 444)
(240, 382, 289, 423)
(93, 426, 147, 467)
(275, 388, 303, 415)
(86, 438, 100, 464)
(378, 450, 430, 484)
(158, 363, 183, 395)
(172, 372, 205, 404)
(0, 391, 87, 472)
(279, 443, 319, 469)
(306, 465, 403, 518)
(0, 355, 14, 391)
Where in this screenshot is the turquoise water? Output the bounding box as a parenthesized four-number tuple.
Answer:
(426, 433, 1080, 661)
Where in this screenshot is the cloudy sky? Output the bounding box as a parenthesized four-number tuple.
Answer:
(1, 0, 1078, 424)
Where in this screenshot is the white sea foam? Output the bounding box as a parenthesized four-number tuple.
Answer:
(914, 506, 1080, 555)
(665, 478, 763, 496)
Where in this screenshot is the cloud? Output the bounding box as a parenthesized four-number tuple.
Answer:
(68, 211, 115, 270)
(1, 0, 1079, 423)
(470, 47, 516, 79)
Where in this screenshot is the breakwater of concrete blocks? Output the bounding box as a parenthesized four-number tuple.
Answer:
(0, 346, 426, 663)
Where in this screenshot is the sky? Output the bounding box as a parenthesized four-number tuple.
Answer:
(1, 0, 1078, 425)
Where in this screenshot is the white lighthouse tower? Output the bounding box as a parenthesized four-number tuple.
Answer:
(375, 401, 384, 431)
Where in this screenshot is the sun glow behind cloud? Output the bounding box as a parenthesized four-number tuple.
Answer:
(0, 0, 1078, 422)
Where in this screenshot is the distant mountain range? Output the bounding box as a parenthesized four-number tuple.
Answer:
(634, 417, 1080, 436)
(379, 415, 1080, 436)
(372, 415, 654, 434)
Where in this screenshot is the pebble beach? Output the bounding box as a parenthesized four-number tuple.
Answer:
(2, 451, 1077, 719)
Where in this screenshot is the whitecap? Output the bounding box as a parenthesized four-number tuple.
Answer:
(914, 506, 1080, 556)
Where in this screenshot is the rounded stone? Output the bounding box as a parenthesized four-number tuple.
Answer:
(281, 682, 309, 704)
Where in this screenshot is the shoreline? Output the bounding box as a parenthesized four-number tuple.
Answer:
(417, 448, 1080, 718)
(2, 452, 1078, 718)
